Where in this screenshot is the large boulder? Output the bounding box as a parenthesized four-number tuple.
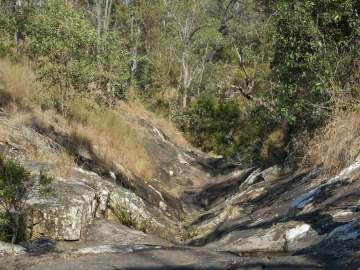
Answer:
(24, 180, 99, 241)
(23, 167, 155, 241)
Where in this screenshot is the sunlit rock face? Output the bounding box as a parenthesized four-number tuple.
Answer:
(23, 170, 153, 241)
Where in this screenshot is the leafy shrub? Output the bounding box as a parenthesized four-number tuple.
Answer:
(0, 10, 16, 57)
(0, 156, 34, 243)
(178, 95, 259, 160)
(270, 0, 360, 129)
(0, 212, 11, 242)
(111, 203, 150, 233)
(39, 169, 55, 195)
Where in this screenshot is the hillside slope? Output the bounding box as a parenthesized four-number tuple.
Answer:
(1, 98, 360, 269)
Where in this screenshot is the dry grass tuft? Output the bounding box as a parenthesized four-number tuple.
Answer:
(32, 147, 75, 178)
(303, 110, 360, 175)
(119, 99, 190, 148)
(0, 58, 64, 110)
(0, 58, 38, 99)
(68, 99, 154, 180)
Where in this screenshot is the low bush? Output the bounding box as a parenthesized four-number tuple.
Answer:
(177, 94, 260, 160)
(0, 156, 34, 243)
(111, 203, 150, 233)
(0, 212, 11, 242)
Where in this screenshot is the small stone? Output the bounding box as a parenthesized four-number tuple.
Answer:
(159, 201, 167, 211)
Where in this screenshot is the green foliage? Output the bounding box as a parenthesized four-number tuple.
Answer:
(39, 169, 55, 196)
(26, 0, 97, 89)
(178, 95, 258, 159)
(4, 0, 359, 167)
(0, 10, 15, 56)
(0, 156, 34, 243)
(95, 32, 130, 99)
(111, 204, 150, 233)
(0, 157, 32, 208)
(26, 0, 129, 100)
(271, 0, 360, 129)
(0, 212, 11, 242)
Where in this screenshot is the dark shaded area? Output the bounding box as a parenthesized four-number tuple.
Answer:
(114, 264, 322, 270)
(191, 167, 256, 208)
(22, 237, 57, 256)
(0, 89, 13, 108)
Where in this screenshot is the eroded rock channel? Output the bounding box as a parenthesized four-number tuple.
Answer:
(0, 111, 360, 270)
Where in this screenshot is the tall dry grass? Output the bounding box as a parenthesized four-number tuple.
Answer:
(119, 99, 190, 148)
(303, 110, 360, 175)
(0, 58, 37, 99)
(0, 111, 76, 178)
(0, 58, 154, 180)
(67, 99, 154, 180)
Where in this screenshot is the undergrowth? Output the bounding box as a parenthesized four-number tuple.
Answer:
(303, 110, 360, 175)
(111, 203, 150, 233)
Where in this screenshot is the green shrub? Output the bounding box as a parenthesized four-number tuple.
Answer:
(177, 95, 260, 160)
(270, 0, 360, 129)
(0, 156, 34, 243)
(0, 11, 16, 57)
(39, 169, 55, 196)
(0, 212, 11, 242)
(111, 203, 150, 233)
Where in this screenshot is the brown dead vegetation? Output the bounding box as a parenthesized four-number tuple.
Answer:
(118, 98, 190, 148)
(303, 110, 360, 175)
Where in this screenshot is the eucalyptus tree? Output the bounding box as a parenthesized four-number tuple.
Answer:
(26, 0, 129, 108)
(162, 0, 220, 109)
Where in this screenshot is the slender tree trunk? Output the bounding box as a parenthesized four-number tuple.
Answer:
(13, 0, 22, 51)
(96, 0, 103, 36)
(182, 87, 189, 109)
(103, 0, 112, 34)
(181, 51, 192, 109)
(10, 210, 19, 245)
(129, 16, 139, 83)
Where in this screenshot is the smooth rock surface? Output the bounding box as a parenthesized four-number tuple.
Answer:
(0, 241, 26, 256)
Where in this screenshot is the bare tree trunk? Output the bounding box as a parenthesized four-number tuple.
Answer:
(182, 87, 189, 109)
(181, 51, 192, 109)
(96, 0, 103, 36)
(13, 0, 22, 51)
(11, 214, 19, 245)
(129, 16, 140, 82)
(103, 0, 112, 34)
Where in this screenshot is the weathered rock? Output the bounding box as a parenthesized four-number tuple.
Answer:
(21, 237, 56, 254)
(260, 165, 283, 182)
(0, 245, 322, 270)
(325, 218, 360, 243)
(108, 187, 151, 224)
(289, 162, 360, 217)
(0, 241, 26, 256)
(24, 180, 98, 241)
(23, 166, 158, 242)
(206, 221, 320, 253)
